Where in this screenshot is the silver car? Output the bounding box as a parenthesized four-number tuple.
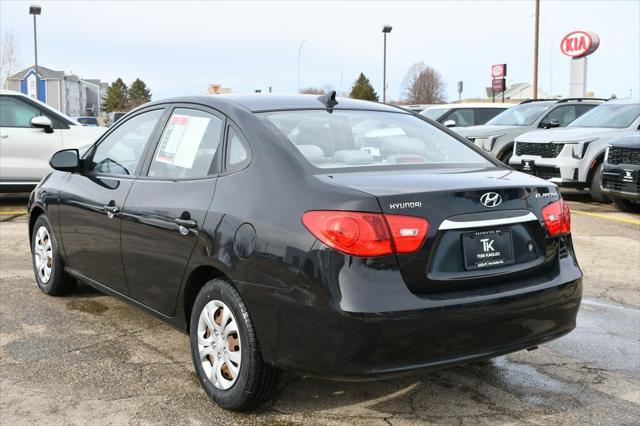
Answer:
(509, 100, 640, 203)
(455, 98, 603, 164)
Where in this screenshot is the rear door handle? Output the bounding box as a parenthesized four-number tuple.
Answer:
(103, 205, 121, 218)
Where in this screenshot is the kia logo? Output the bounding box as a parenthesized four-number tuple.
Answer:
(560, 31, 600, 59)
(480, 192, 502, 208)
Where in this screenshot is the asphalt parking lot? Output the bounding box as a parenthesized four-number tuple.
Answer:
(1, 192, 639, 425)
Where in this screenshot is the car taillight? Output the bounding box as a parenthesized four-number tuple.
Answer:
(541, 198, 571, 236)
(302, 211, 428, 257)
(384, 214, 429, 253)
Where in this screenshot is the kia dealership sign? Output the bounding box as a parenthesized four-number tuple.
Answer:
(560, 31, 600, 59)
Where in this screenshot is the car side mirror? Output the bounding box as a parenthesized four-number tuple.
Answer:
(542, 119, 560, 129)
(50, 149, 81, 172)
(31, 116, 54, 133)
(443, 119, 456, 128)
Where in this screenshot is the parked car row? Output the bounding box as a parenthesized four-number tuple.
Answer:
(449, 98, 639, 211)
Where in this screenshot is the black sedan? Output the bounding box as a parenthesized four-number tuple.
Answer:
(28, 93, 582, 411)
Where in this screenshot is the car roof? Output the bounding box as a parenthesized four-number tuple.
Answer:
(144, 94, 405, 114)
(423, 103, 512, 109)
(604, 98, 640, 105)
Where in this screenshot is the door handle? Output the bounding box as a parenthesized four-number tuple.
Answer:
(103, 205, 121, 218)
(174, 218, 197, 228)
(0, 134, 8, 139)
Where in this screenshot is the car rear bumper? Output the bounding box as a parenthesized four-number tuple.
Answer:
(238, 251, 582, 380)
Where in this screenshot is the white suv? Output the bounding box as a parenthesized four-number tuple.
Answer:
(0, 90, 106, 192)
(510, 100, 640, 202)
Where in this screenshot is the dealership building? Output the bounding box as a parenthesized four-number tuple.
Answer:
(6, 65, 108, 117)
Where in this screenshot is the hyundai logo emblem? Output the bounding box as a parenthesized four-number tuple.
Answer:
(480, 192, 502, 208)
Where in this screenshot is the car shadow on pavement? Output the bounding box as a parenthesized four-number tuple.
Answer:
(260, 362, 506, 418)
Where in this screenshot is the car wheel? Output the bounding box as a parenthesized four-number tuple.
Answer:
(31, 214, 77, 295)
(589, 163, 612, 204)
(189, 278, 280, 411)
(500, 149, 513, 166)
(612, 197, 640, 213)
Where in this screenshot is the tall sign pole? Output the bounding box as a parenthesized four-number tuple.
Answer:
(533, 0, 540, 99)
(560, 31, 600, 97)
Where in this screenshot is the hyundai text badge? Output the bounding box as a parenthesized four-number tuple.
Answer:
(480, 192, 502, 208)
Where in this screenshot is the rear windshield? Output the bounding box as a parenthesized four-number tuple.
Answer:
(568, 103, 640, 128)
(259, 110, 489, 169)
(486, 103, 552, 126)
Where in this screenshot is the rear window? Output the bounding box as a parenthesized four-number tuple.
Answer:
(260, 110, 488, 169)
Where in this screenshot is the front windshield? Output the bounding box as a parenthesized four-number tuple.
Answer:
(421, 108, 449, 120)
(260, 110, 489, 170)
(568, 103, 640, 128)
(486, 103, 552, 126)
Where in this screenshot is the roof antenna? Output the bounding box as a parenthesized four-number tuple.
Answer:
(317, 90, 338, 111)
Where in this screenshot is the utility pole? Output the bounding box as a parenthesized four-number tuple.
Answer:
(533, 0, 540, 99)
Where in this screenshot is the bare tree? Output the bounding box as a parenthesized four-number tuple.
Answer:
(402, 61, 446, 104)
(0, 32, 20, 89)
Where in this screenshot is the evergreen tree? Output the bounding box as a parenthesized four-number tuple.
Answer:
(349, 73, 379, 101)
(102, 78, 129, 113)
(129, 78, 152, 108)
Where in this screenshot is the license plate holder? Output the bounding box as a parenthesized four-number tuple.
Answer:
(462, 229, 515, 271)
(621, 169, 638, 184)
(521, 159, 535, 173)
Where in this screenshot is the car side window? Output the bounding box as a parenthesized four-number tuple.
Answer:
(444, 108, 473, 127)
(541, 105, 577, 127)
(225, 126, 250, 172)
(148, 108, 223, 179)
(576, 104, 597, 116)
(0, 96, 41, 128)
(476, 108, 504, 125)
(89, 109, 163, 176)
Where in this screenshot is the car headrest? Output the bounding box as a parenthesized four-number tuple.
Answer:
(296, 144, 325, 162)
(333, 150, 374, 165)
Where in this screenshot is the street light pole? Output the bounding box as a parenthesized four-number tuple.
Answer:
(382, 25, 392, 103)
(297, 39, 307, 93)
(29, 5, 42, 101)
(533, 0, 540, 99)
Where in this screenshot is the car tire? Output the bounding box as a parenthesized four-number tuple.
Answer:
(189, 278, 280, 411)
(589, 163, 612, 204)
(612, 197, 640, 213)
(500, 149, 513, 166)
(31, 214, 77, 296)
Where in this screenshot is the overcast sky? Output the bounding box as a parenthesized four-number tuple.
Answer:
(1, 0, 639, 102)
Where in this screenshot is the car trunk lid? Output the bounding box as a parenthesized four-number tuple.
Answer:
(317, 166, 563, 293)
